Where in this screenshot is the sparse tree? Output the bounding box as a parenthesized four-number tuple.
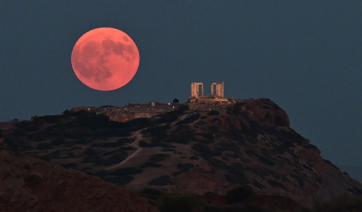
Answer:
(173, 98, 179, 103)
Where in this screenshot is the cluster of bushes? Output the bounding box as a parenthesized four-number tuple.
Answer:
(139, 188, 164, 200)
(311, 195, 362, 212)
(91, 138, 134, 148)
(139, 140, 159, 148)
(246, 167, 270, 180)
(4, 136, 33, 151)
(96, 154, 127, 166)
(176, 113, 200, 125)
(144, 125, 170, 139)
(207, 110, 220, 116)
(104, 175, 134, 185)
(39, 150, 61, 161)
(50, 137, 67, 146)
(150, 154, 169, 162)
(267, 180, 289, 191)
(195, 133, 214, 144)
(153, 187, 268, 212)
(159, 194, 201, 212)
(226, 186, 255, 204)
(140, 161, 162, 168)
(224, 163, 248, 185)
(158, 111, 181, 123)
(140, 186, 346, 212)
(94, 167, 143, 185)
(191, 143, 222, 159)
(245, 149, 275, 166)
(165, 125, 196, 144)
(15, 121, 42, 132)
(112, 167, 143, 176)
(143, 186, 362, 212)
(12, 111, 154, 144)
(62, 163, 78, 169)
(217, 141, 240, 152)
(37, 142, 53, 150)
(172, 163, 195, 176)
(149, 175, 172, 186)
(189, 155, 199, 160)
(177, 163, 194, 172)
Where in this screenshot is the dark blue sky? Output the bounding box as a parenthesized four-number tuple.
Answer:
(1, 1, 362, 167)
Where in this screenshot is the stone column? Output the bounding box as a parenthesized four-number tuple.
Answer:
(211, 83, 217, 96)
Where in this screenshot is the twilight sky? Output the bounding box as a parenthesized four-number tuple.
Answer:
(1, 1, 362, 167)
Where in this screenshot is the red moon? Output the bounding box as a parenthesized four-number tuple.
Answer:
(71, 27, 140, 91)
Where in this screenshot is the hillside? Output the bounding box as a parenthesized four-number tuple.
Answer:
(1, 98, 362, 208)
(0, 148, 158, 212)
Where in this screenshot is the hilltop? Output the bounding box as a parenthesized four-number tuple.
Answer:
(1, 98, 362, 210)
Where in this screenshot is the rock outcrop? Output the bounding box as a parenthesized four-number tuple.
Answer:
(238, 98, 290, 128)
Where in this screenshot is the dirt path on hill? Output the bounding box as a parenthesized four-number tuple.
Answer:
(105, 147, 143, 170)
(105, 128, 146, 170)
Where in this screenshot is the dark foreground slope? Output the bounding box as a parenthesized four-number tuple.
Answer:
(0, 148, 158, 212)
(2, 98, 362, 208)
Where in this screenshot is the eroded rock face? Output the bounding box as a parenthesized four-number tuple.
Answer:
(238, 98, 290, 128)
(0, 149, 159, 212)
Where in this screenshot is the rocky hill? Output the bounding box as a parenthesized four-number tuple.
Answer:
(0, 148, 158, 212)
(1, 98, 362, 208)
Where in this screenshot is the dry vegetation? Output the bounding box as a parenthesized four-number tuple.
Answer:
(1, 99, 362, 210)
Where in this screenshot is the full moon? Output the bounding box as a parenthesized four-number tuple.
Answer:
(71, 27, 140, 91)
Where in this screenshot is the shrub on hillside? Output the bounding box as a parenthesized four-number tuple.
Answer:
(94, 170, 111, 177)
(95, 154, 127, 166)
(140, 188, 164, 200)
(159, 194, 200, 212)
(177, 163, 194, 172)
(147, 125, 170, 138)
(16, 122, 41, 132)
(176, 113, 200, 125)
(62, 163, 78, 169)
(149, 175, 172, 186)
(150, 154, 169, 162)
(191, 143, 221, 159)
(226, 186, 254, 204)
(139, 140, 159, 148)
(50, 137, 66, 146)
(165, 125, 196, 144)
(105, 175, 133, 185)
(4, 136, 33, 151)
(91, 138, 133, 148)
(37, 142, 53, 150)
(140, 161, 162, 168)
(84, 147, 97, 156)
(312, 195, 362, 212)
(189, 155, 199, 160)
(267, 180, 288, 191)
(159, 111, 180, 123)
(178, 104, 189, 112)
(27, 133, 46, 142)
(207, 110, 220, 116)
(112, 167, 143, 176)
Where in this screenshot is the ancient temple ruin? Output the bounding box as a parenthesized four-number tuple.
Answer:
(189, 82, 228, 103)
